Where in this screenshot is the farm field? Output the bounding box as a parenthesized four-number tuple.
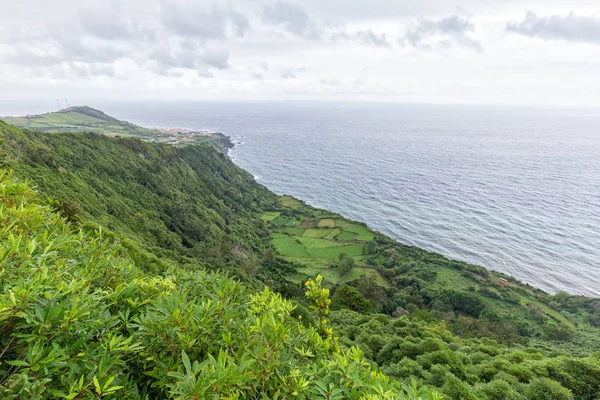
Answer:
(261, 196, 387, 286)
(261, 211, 280, 221)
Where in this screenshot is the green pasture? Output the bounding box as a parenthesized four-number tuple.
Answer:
(337, 231, 356, 241)
(298, 237, 347, 249)
(341, 267, 390, 287)
(307, 242, 364, 259)
(271, 237, 311, 258)
(261, 211, 281, 221)
(343, 225, 375, 241)
(317, 218, 336, 227)
(280, 196, 302, 208)
(303, 228, 332, 238)
(280, 227, 306, 235)
(334, 219, 355, 227)
(272, 215, 301, 227)
(324, 228, 342, 239)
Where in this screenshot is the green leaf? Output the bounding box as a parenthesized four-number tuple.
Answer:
(7, 360, 29, 367)
(93, 375, 101, 394)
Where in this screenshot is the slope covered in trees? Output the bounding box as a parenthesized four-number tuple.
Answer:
(331, 310, 600, 399)
(0, 170, 444, 398)
(0, 121, 279, 280)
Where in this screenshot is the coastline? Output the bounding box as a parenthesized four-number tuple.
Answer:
(227, 134, 598, 299)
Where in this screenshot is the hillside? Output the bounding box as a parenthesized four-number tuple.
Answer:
(0, 106, 233, 152)
(0, 170, 438, 398)
(0, 121, 278, 282)
(2, 121, 600, 399)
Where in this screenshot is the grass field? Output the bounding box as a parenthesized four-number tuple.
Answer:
(337, 231, 356, 241)
(318, 218, 336, 227)
(341, 267, 390, 287)
(261, 211, 281, 221)
(280, 196, 302, 208)
(343, 225, 375, 241)
(281, 227, 306, 235)
(303, 228, 332, 238)
(307, 243, 364, 259)
(272, 216, 301, 227)
(324, 228, 342, 239)
(2, 107, 156, 137)
(298, 237, 348, 248)
(262, 192, 386, 287)
(271, 237, 311, 258)
(334, 219, 355, 227)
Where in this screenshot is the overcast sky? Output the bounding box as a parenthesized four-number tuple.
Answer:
(2, 0, 600, 106)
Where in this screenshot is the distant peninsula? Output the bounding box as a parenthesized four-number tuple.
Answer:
(1, 105, 234, 153)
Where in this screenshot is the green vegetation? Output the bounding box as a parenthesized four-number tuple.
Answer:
(2, 106, 156, 137)
(2, 119, 600, 399)
(1, 106, 232, 153)
(0, 122, 276, 282)
(338, 231, 358, 240)
(272, 237, 312, 257)
(280, 195, 302, 208)
(263, 204, 379, 282)
(331, 310, 600, 400)
(0, 171, 444, 398)
(260, 211, 280, 221)
(318, 218, 336, 227)
(263, 193, 600, 345)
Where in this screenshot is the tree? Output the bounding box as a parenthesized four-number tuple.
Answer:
(305, 274, 335, 347)
(331, 285, 373, 314)
(527, 378, 573, 400)
(337, 252, 355, 278)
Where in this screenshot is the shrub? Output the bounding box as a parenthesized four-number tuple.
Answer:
(0, 171, 441, 399)
(526, 378, 573, 400)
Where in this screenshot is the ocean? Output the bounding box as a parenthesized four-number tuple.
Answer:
(12, 100, 600, 296)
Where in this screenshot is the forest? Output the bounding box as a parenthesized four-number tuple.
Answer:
(1, 120, 600, 399)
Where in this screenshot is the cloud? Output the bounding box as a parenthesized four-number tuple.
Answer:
(78, 7, 155, 41)
(149, 41, 229, 75)
(2, 31, 125, 69)
(506, 12, 600, 45)
(0, 2, 239, 80)
(201, 46, 230, 69)
(263, 1, 321, 39)
(319, 77, 341, 86)
(67, 62, 117, 78)
(228, 9, 251, 37)
(53, 32, 127, 63)
(331, 28, 390, 48)
(280, 68, 296, 79)
(162, 2, 250, 40)
(262, 1, 390, 49)
(355, 30, 390, 48)
(400, 15, 482, 51)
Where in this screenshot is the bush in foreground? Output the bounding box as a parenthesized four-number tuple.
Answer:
(0, 170, 441, 399)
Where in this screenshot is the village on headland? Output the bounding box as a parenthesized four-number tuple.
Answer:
(152, 127, 235, 152)
(153, 127, 219, 145)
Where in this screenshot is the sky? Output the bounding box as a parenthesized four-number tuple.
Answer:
(2, 0, 600, 106)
